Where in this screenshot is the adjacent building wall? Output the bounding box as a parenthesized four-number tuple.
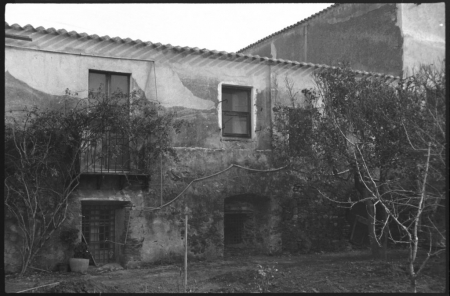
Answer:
(240, 3, 445, 77)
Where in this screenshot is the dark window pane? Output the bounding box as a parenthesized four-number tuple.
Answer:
(111, 74, 128, 94)
(222, 89, 249, 112)
(89, 72, 107, 94)
(222, 86, 251, 137)
(111, 74, 129, 104)
(223, 114, 249, 135)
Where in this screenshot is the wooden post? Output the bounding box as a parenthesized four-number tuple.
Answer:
(160, 154, 163, 206)
(184, 206, 188, 292)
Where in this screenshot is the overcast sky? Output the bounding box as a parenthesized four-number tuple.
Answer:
(5, 3, 333, 53)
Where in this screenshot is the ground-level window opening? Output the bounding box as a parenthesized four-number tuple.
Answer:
(82, 204, 116, 264)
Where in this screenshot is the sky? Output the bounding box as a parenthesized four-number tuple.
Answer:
(5, 3, 334, 53)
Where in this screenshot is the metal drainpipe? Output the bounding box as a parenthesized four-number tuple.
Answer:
(304, 24, 308, 62)
(269, 62, 273, 150)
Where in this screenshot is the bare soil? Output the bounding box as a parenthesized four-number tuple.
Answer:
(4, 248, 447, 293)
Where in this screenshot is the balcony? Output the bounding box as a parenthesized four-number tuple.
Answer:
(80, 130, 146, 175)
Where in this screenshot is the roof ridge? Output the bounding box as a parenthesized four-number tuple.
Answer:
(237, 4, 339, 53)
(5, 21, 399, 80)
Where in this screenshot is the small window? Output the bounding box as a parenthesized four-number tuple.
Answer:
(222, 86, 251, 138)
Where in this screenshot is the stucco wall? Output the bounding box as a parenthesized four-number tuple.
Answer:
(134, 148, 291, 264)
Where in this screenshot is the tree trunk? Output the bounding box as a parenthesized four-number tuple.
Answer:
(410, 276, 417, 293)
(365, 198, 381, 259)
(380, 207, 388, 261)
(354, 168, 385, 260)
(21, 249, 32, 275)
(378, 173, 389, 261)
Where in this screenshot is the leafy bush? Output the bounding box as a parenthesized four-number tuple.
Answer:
(73, 242, 91, 259)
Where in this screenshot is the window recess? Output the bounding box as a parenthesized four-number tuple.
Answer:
(221, 86, 251, 138)
(82, 70, 131, 173)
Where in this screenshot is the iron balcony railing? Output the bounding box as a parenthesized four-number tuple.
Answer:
(80, 130, 145, 174)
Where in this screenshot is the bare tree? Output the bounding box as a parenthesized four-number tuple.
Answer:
(273, 62, 446, 292)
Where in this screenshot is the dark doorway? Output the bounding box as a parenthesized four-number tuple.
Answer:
(224, 213, 251, 245)
(223, 194, 270, 255)
(82, 204, 116, 264)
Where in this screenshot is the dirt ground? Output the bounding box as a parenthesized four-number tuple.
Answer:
(4, 248, 447, 293)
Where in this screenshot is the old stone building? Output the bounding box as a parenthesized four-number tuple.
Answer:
(239, 3, 445, 77)
(4, 7, 401, 273)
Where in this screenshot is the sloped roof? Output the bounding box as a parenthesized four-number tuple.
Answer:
(237, 4, 339, 53)
(5, 21, 398, 81)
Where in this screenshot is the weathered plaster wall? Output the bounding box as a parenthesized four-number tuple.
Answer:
(62, 147, 290, 270)
(127, 148, 292, 264)
(398, 3, 445, 76)
(153, 53, 272, 150)
(4, 48, 155, 102)
(5, 29, 322, 151)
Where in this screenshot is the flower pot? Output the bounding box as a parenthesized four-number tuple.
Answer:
(69, 258, 89, 273)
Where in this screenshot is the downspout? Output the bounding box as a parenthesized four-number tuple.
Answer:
(304, 24, 308, 62)
(396, 3, 405, 78)
(269, 61, 274, 151)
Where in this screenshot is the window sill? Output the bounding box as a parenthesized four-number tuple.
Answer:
(221, 136, 254, 142)
(80, 171, 148, 176)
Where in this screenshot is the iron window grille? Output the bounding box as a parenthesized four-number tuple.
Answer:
(222, 86, 251, 138)
(82, 204, 116, 264)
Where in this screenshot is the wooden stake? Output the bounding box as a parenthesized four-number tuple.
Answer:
(184, 206, 188, 293)
(17, 282, 60, 293)
(30, 266, 50, 273)
(160, 153, 163, 206)
(81, 232, 97, 267)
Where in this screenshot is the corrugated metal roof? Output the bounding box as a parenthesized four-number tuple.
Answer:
(237, 4, 340, 53)
(4, 21, 398, 81)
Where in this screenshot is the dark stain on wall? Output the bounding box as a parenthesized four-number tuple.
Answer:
(5, 71, 68, 113)
(179, 76, 220, 105)
(170, 107, 219, 148)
